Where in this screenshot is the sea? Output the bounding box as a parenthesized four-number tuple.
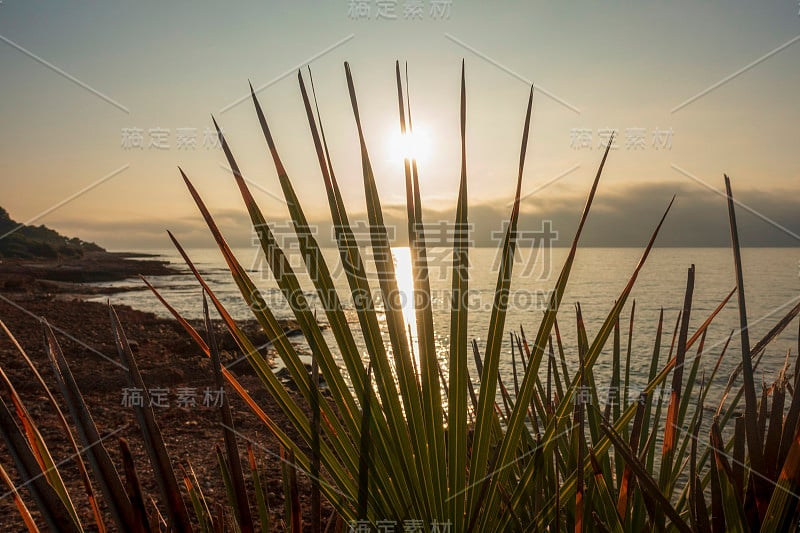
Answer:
(91, 246, 800, 414)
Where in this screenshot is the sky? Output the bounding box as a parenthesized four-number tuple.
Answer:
(1, 0, 799, 249)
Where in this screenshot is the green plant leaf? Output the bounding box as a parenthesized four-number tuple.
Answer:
(109, 305, 193, 532)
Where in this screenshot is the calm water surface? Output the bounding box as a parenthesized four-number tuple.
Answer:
(95, 247, 800, 411)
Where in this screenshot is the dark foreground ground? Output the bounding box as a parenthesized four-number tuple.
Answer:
(0, 254, 332, 531)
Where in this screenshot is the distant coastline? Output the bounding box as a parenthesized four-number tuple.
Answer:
(0, 206, 179, 288)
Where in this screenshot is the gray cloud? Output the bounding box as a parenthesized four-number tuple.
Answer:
(53, 180, 800, 250)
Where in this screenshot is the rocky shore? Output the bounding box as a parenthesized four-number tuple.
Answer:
(0, 252, 330, 529)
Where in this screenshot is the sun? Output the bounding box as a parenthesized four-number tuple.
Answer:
(388, 124, 431, 165)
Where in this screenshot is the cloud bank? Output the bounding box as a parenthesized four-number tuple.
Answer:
(52, 180, 800, 250)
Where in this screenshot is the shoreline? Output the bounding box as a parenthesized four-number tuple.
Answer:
(0, 252, 330, 529)
(0, 250, 178, 284)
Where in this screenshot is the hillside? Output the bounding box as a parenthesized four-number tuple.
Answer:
(0, 207, 104, 259)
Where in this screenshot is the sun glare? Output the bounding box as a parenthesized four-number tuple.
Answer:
(389, 125, 431, 164)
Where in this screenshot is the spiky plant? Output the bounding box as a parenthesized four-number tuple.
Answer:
(159, 62, 800, 530)
(1, 62, 799, 532)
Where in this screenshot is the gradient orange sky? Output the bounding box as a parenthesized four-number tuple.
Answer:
(1, 1, 798, 248)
